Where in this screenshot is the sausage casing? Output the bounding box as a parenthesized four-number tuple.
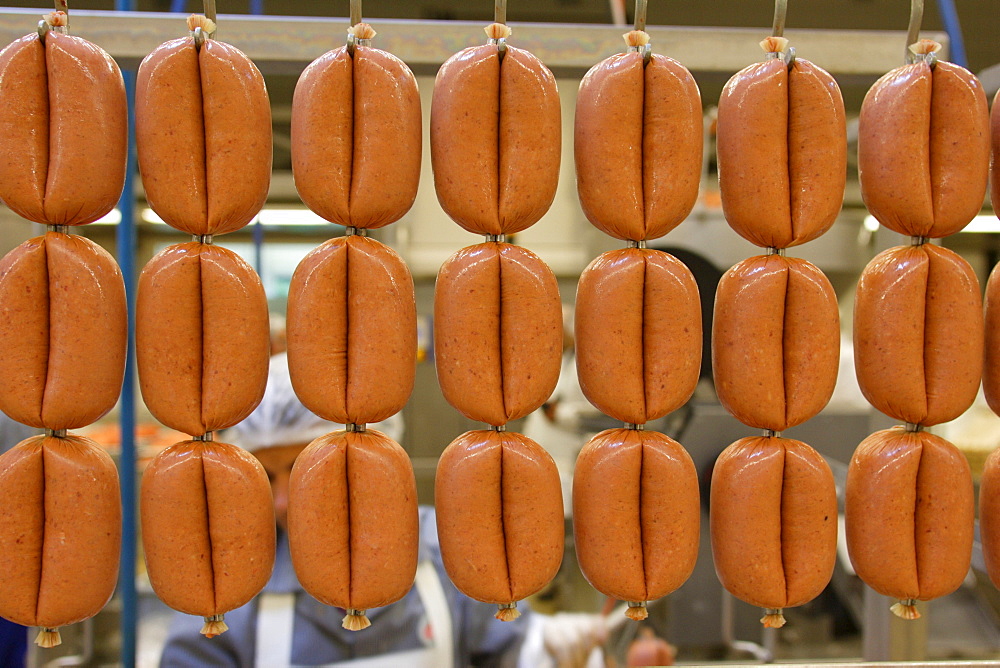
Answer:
(573, 428, 699, 604)
(575, 248, 701, 424)
(575, 52, 702, 241)
(434, 243, 561, 425)
(713, 255, 839, 431)
(717, 58, 846, 248)
(984, 263, 1000, 415)
(0, 233, 126, 430)
(436, 430, 563, 604)
(141, 440, 275, 616)
(136, 37, 271, 236)
(710, 436, 837, 609)
(137, 243, 269, 436)
(0, 33, 126, 226)
(288, 429, 418, 611)
(854, 244, 982, 426)
(292, 45, 421, 229)
(858, 61, 989, 238)
(0, 434, 120, 628)
(981, 446, 1000, 588)
(431, 45, 560, 235)
(846, 427, 973, 601)
(286, 235, 416, 425)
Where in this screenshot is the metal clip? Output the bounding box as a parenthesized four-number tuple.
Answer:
(194, 432, 214, 441)
(345, 226, 369, 237)
(485, 234, 507, 244)
(763, 429, 782, 438)
(347, 423, 367, 433)
(910, 235, 928, 246)
(765, 247, 787, 257)
(624, 423, 645, 431)
(489, 424, 507, 432)
(904, 422, 923, 433)
(192, 234, 214, 245)
(626, 240, 647, 249)
(47, 225, 69, 235)
(45, 429, 67, 438)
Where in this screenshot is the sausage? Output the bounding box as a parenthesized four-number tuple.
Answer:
(575, 248, 701, 424)
(717, 57, 846, 249)
(846, 427, 974, 612)
(984, 264, 1000, 415)
(981, 446, 1000, 588)
(0, 232, 126, 430)
(431, 43, 560, 235)
(288, 429, 418, 629)
(574, 51, 702, 241)
(0, 32, 126, 226)
(854, 244, 982, 426)
(291, 40, 421, 229)
(573, 428, 699, 617)
(710, 436, 836, 623)
(141, 439, 275, 630)
(136, 36, 271, 236)
(992, 89, 1000, 213)
(286, 235, 416, 425)
(713, 255, 839, 431)
(136, 243, 269, 436)
(434, 243, 561, 425)
(858, 60, 989, 238)
(0, 434, 120, 641)
(435, 429, 563, 616)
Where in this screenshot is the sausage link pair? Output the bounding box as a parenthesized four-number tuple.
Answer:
(435, 429, 563, 618)
(141, 439, 275, 635)
(846, 427, 974, 617)
(0, 232, 126, 430)
(575, 248, 701, 424)
(136, 243, 269, 436)
(431, 30, 560, 236)
(854, 244, 982, 426)
(292, 30, 421, 230)
(136, 31, 271, 236)
(717, 52, 846, 248)
(288, 429, 418, 630)
(286, 235, 416, 426)
(982, 446, 1000, 589)
(434, 243, 561, 426)
(573, 428, 699, 619)
(574, 48, 702, 241)
(713, 255, 839, 432)
(0, 434, 120, 646)
(858, 54, 988, 238)
(710, 436, 837, 627)
(0, 30, 126, 226)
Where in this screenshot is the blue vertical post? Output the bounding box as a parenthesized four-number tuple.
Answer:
(936, 0, 968, 68)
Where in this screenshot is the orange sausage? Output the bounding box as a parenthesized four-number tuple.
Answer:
(710, 436, 836, 620)
(573, 429, 699, 614)
(0, 32, 126, 226)
(981, 446, 1000, 588)
(141, 440, 275, 626)
(0, 435, 120, 633)
(431, 44, 560, 235)
(136, 243, 269, 436)
(288, 429, 418, 627)
(858, 61, 989, 238)
(854, 244, 982, 426)
(286, 235, 416, 425)
(0, 232, 126, 430)
(434, 243, 561, 425)
(292, 43, 421, 229)
(136, 36, 271, 236)
(984, 263, 1000, 415)
(992, 89, 1000, 213)
(436, 429, 563, 614)
(713, 255, 839, 431)
(846, 427, 974, 607)
(717, 57, 846, 249)
(574, 52, 702, 241)
(575, 249, 701, 424)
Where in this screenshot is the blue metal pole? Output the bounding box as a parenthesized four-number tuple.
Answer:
(936, 0, 968, 68)
(253, 217, 264, 275)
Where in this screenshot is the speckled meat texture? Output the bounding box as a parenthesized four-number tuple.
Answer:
(430, 44, 560, 236)
(982, 264, 1000, 415)
(854, 244, 982, 426)
(574, 51, 702, 242)
(980, 447, 1000, 588)
(434, 243, 562, 426)
(288, 429, 418, 610)
(141, 440, 275, 616)
(846, 427, 974, 601)
(0, 434, 121, 628)
(717, 57, 846, 249)
(710, 436, 836, 609)
(573, 428, 699, 604)
(858, 60, 988, 238)
(136, 36, 271, 236)
(435, 430, 563, 604)
(0, 232, 126, 430)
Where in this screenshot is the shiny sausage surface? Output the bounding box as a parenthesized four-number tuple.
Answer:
(981, 447, 1000, 588)
(984, 263, 1000, 415)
